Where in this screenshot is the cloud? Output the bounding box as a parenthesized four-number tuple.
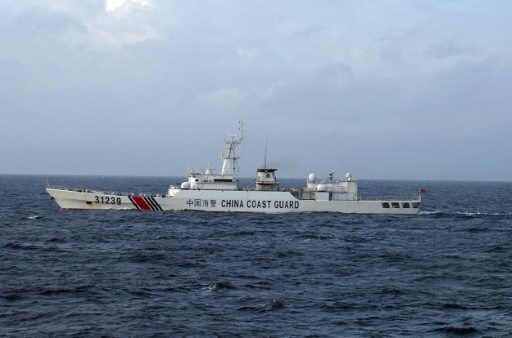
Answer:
(2, 1, 512, 180)
(105, 0, 152, 12)
(105, 0, 125, 12)
(4, 1, 164, 51)
(199, 88, 246, 111)
(425, 40, 479, 59)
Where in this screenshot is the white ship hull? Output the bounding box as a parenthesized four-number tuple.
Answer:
(46, 122, 423, 215)
(46, 187, 421, 214)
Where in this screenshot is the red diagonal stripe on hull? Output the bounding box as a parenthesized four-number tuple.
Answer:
(131, 196, 152, 210)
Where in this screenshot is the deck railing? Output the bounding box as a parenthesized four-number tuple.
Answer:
(46, 185, 98, 193)
(46, 185, 167, 198)
(359, 196, 421, 201)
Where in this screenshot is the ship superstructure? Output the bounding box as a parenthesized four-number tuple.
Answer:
(174, 122, 244, 193)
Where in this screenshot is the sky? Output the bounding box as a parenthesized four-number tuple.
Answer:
(1, 0, 512, 181)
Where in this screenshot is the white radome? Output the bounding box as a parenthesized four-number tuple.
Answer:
(308, 173, 317, 183)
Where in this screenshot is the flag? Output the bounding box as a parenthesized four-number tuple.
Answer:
(420, 188, 426, 193)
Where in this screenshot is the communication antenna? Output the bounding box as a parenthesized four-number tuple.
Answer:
(263, 139, 268, 169)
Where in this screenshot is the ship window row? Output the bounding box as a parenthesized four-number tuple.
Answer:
(381, 202, 420, 209)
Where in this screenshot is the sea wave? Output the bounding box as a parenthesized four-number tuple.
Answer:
(2, 176, 512, 337)
(419, 210, 512, 217)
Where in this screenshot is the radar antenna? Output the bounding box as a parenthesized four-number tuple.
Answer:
(220, 121, 245, 175)
(263, 139, 268, 169)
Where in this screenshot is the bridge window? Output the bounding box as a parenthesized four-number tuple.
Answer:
(402, 203, 410, 208)
(412, 202, 420, 208)
(392, 202, 400, 208)
(382, 202, 390, 208)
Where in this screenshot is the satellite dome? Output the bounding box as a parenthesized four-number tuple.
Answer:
(308, 173, 317, 183)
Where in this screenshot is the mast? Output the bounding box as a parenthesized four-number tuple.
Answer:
(220, 121, 244, 175)
(255, 138, 278, 191)
(263, 139, 268, 169)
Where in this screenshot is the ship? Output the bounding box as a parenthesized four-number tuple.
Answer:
(46, 122, 422, 214)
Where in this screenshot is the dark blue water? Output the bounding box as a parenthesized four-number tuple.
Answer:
(1, 175, 511, 337)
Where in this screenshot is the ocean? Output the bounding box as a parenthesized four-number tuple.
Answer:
(1, 175, 511, 337)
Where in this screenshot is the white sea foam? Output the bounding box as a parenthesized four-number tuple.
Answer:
(418, 210, 511, 217)
(418, 210, 442, 215)
(455, 211, 511, 217)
